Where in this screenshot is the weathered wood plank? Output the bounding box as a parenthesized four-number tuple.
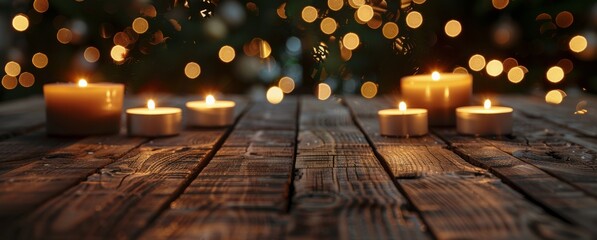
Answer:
(499, 94, 597, 137)
(140, 99, 296, 239)
(3, 97, 249, 239)
(288, 97, 428, 239)
(345, 96, 590, 239)
(0, 96, 46, 139)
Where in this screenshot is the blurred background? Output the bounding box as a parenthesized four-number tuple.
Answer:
(1, 0, 596, 102)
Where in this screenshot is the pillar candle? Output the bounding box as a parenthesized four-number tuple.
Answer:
(43, 79, 124, 136)
(401, 72, 472, 126)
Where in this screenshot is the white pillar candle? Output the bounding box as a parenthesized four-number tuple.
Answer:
(378, 101, 428, 137)
(126, 99, 182, 137)
(185, 95, 236, 127)
(456, 99, 513, 136)
(401, 72, 472, 126)
(43, 79, 124, 136)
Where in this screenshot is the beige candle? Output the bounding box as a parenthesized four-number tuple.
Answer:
(378, 101, 428, 137)
(456, 99, 513, 136)
(126, 99, 182, 137)
(401, 72, 472, 126)
(44, 79, 124, 136)
(186, 95, 235, 127)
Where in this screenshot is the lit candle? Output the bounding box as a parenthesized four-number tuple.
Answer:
(456, 99, 513, 136)
(43, 79, 124, 136)
(185, 95, 236, 127)
(378, 101, 428, 137)
(401, 72, 472, 126)
(126, 99, 182, 137)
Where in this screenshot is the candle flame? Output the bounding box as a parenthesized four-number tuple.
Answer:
(78, 79, 88, 87)
(484, 99, 491, 109)
(147, 99, 155, 110)
(206, 95, 215, 105)
(399, 101, 407, 111)
(431, 71, 440, 81)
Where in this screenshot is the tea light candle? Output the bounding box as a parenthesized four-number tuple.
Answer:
(456, 99, 513, 136)
(44, 79, 124, 136)
(185, 95, 236, 127)
(401, 72, 472, 126)
(126, 99, 182, 137)
(378, 101, 428, 137)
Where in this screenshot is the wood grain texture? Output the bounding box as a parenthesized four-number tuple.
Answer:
(499, 95, 597, 136)
(0, 96, 46, 139)
(345, 96, 589, 239)
(288, 97, 428, 240)
(3, 97, 249, 239)
(141, 99, 297, 239)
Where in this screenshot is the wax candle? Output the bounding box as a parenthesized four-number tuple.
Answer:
(185, 95, 236, 127)
(401, 72, 472, 126)
(456, 99, 513, 136)
(378, 101, 428, 137)
(44, 79, 124, 136)
(126, 99, 182, 137)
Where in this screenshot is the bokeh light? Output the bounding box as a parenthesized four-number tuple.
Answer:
(342, 32, 360, 50)
(320, 17, 337, 35)
(18, 72, 35, 87)
(57, 28, 73, 44)
(507, 66, 524, 83)
(492, 0, 509, 10)
(184, 62, 201, 79)
(328, 0, 343, 11)
(84, 47, 100, 63)
(259, 40, 272, 59)
(33, 0, 49, 13)
(12, 14, 29, 32)
(301, 6, 318, 23)
(356, 5, 374, 23)
(360, 81, 378, 98)
(2, 75, 17, 90)
(348, 0, 365, 9)
(382, 22, 399, 39)
(453, 67, 468, 74)
(32, 53, 48, 69)
(468, 54, 486, 71)
(406, 11, 423, 29)
(569, 35, 588, 53)
(486, 59, 503, 77)
(545, 89, 566, 104)
(276, 3, 287, 19)
(546, 66, 564, 83)
(110, 45, 127, 62)
(4, 61, 21, 77)
(317, 83, 332, 100)
(555, 11, 573, 28)
(278, 76, 295, 93)
(219, 45, 236, 63)
(266, 86, 284, 104)
(132, 17, 149, 34)
(444, 20, 462, 37)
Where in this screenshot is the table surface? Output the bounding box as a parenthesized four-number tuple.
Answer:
(0, 94, 596, 239)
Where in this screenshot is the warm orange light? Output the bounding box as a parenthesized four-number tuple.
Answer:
(484, 99, 491, 109)
(398, 101, 407, 111)
(78, 79, 88, 87)
(206, 95, 215, 105)
(431, 71, 440, 81)
(147, 99, 156, 110)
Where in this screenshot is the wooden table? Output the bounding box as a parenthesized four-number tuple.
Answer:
(0, 94, 596, 239)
